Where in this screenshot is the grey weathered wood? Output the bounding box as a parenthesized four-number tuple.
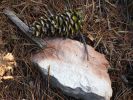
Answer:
(3, 9, 45, 49)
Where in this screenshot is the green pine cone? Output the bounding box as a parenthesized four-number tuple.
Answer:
(31, 10, 83, 39)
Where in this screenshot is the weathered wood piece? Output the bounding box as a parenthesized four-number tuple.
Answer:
(3, 9, 45, 49)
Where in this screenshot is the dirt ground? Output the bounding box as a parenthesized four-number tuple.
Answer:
(0, 0, 133, 100)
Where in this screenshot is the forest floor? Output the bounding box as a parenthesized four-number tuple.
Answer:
(0, 0, 133, 100)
